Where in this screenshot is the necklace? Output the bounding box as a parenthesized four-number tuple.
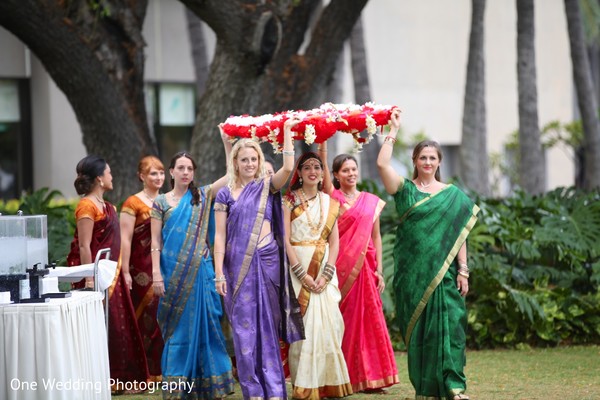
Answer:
(170, 191, 181, 204)
(93, 194, 105, 206)
(420, 180, 433, 189)
(340, 189, 358, 199)
(142, 190, 156, 203)
(298, 188, 324, 235)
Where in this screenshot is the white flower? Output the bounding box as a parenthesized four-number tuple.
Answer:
(304, 124, 316, 145)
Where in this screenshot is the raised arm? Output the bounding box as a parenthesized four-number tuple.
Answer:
(271, 117, 300, 190)
(318, 141, 333, 195)
(212, 125, 234, 193)
(377, 108, 404, 195)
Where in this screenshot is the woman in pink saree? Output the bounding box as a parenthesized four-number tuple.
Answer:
(321, 146, 399, 393)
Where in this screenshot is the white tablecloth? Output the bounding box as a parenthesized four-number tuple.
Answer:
(0, 292, 110, 400)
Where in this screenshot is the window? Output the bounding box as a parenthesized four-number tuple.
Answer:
(145, 82, 196, 167)
(0, 79, 31, 200)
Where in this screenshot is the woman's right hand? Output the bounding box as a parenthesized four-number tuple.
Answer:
(153, 273, 165, 297)
(389, 108, 401, 131)
(302, 275, 316, 292)
(122, 271, 132, 290)
(216, 280, 227, 296)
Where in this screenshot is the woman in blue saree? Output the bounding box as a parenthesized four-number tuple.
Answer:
(377, 109, 479, 400)
(213, 117, 305, 400)
(151, 143, 235, 399)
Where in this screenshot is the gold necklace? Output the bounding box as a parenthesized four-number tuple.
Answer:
(142, 190, 156, 203)
(420, 180, 433, 189)
(298, 188, 324, 235)
(170, 191, 181, 204)
(93, 194, 105, 206)
(340, 189, 358, 199)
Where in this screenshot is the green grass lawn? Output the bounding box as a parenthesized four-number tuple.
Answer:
(117, 345, 600, 399)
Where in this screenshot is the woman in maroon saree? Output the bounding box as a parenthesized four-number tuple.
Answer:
(67, 155, 149, 391)
(120, 155, 165, 380)
(321, 147, 399, 393)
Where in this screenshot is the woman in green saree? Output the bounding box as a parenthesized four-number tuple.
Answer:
(377, 109, 479, 400)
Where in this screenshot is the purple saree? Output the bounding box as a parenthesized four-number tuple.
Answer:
(215, 178, 304, 399)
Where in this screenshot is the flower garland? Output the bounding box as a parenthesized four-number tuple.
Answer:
(220, 102, 399, 152)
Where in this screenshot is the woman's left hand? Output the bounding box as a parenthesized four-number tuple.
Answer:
(313, 277, 328, 294)
(376, 271, 385, 294)
(456, 275, 469, 297)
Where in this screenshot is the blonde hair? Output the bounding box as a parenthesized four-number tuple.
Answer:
(227, 139, 265, 189)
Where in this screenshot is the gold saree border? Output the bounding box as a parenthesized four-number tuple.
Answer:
(292, 382, 353, 400)
(296, 197, 340, 316)
(404, 203, 480, 347)
(351, 374, 399, 392)
(232, 178, 270, 300)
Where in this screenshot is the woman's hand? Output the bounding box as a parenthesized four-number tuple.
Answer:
(84, 277, 94, 289)
(375, 271, 385, 294)
(283, 115, 301, 132)
(314, 277, 328, 293)
(302, 275, 316, 291)
(215, 280, 227, 296)
(389, 108, 401, 131)
(457, 275, 469, 297)
(122, 271, 132, 290)
(153, 273, 165, 297)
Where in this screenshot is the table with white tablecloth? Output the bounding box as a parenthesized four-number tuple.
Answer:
(0, 291, 111, 400)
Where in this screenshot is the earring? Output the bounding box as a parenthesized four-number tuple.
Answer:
(100, 181, 104, 188)
(299, 177, 303, 185)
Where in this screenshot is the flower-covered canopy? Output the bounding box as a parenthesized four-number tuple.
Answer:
(221, 102, 399, 153)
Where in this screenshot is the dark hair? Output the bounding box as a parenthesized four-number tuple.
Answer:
(412, 140, 443, 181)
(289, 151, 324, 191)
(331, 154, 358, 190)
(263, 156, 275, 169)
(169, 151, 200, 206)
(74, 155, 107, 195)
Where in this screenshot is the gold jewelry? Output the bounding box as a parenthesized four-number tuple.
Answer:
(142, 190, 156, 203)
(297, 188, 324, 235)
(340, 190, 358, 199)
(214, 276, 227, 282)
(150, 248, 161, 252)
(384, 136, 397, 144)
(170, 191, 181, 203)
(93, 194, 105, 205)
(420, 180, 434, 189)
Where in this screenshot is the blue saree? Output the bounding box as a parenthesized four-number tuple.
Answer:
(152, 187, 234, 399)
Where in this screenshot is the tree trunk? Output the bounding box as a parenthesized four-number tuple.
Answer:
(186, 8, 210, 99)
(350, 17, 381, 182)
(460, 0, 489, 195)
(181, 0, 369, 183)
(0, 0, 155, 201)
(565, 0, 600, 189)
(517, 0, 545, 194)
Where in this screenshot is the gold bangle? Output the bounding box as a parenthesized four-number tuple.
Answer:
(458, 270, 470, 278)
(151, 248, 161, 252)
(384, 136, 397, 144)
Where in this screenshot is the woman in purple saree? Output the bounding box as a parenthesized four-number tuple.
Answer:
(214, 118, 304, 400)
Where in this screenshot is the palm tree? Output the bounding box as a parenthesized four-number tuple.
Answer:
(460, 0, 489, 195)
(517, 0, 545, 194)
(565, 0, 600, 189)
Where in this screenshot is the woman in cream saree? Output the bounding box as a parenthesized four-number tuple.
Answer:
(283, 152, 352, 400)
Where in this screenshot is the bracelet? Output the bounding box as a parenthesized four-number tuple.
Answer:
(459, 263, 469, 270)
(291, 262, 307, 281)
(214, 276, 226, 282)
(458, 270, 470, 278)
(384, 136, 397, 144)
(322, 263, 336, 282)
(282, 150, 295, 156)
(151, 248, 161, 252)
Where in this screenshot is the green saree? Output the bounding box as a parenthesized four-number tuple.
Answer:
(393, 180, 479, 400)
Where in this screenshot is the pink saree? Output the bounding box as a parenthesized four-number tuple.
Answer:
(332, 189, 399, 392)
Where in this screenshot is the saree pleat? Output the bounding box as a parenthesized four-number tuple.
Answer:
(393, 181, 479, 400)
(286, 192, 352, 400)
(216, 179, 304, 400)
(68, 199, 150, 385)
(122, 195, 164, 378)
(332, 189, 399, 392)
(153, 188, 234, 399)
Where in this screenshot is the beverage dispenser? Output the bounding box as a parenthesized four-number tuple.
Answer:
(0, 216, 28, 303)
